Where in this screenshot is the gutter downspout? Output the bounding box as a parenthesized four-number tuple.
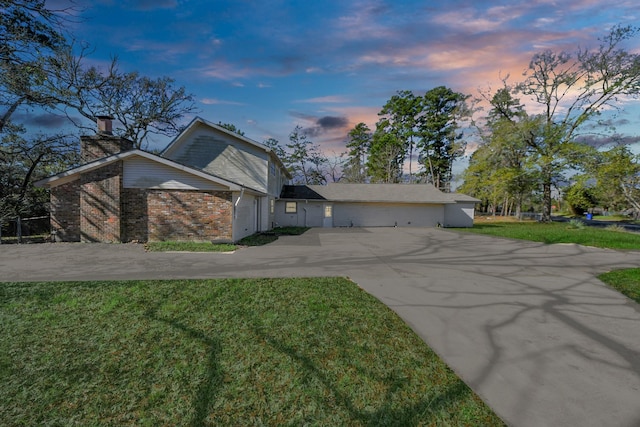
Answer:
(232, 187, 246, 242)
(234, 187, 245, 220)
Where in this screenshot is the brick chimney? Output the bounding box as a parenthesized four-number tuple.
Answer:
(97, 115, 113, 134)
(80, 116, 134, 163)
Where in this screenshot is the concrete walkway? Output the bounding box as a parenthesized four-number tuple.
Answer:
(2, 227, 640, 427)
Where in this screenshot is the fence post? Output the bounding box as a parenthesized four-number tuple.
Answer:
(16, 217, 22, 243)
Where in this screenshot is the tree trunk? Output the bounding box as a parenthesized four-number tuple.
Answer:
(620, 182, 640, 215)
(542, 180, 552, 222)
(515, 195, 522, 220)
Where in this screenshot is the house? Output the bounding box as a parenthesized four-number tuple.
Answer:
(36, 117, 290, 243)
(276, 183, 478, 228)
(36, 116, 478, 243)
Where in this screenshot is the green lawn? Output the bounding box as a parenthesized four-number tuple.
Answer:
(145, 227, 311, 251)
(598, 269, 640, 303)
(459, 221, 640, 250)
(0, 278, 503, 426)
(145, 241, 237, 252)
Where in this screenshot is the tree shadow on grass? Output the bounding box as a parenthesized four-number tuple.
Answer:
(246, 313, 496, 426)
(144, 307, 222, 427)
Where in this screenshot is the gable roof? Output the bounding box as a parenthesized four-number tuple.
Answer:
(34, 149, 251, 192)
(161, 116, 291, 179)
(280, 183, 480, 204)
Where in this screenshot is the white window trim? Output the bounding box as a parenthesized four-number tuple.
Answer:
(285, 201, 297, 213)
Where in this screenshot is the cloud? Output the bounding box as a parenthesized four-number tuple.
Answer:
(317, 116, 349, 129)
(13, 113, 68, 129)
(122, 0, 178, 10)
(200, 98, 245, 106)
(432, 5, 522, 33)
(576, 134, 640, 148)
(297, 95, 351, 104)
(198, 61, 255, 80)
(289, 112, 352, 149)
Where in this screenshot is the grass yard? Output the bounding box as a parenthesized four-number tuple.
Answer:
(0, 278, 503, 426)
(459, 221, 640, 250)
(598, 269, 640, 303)
(145, 241, 237, 252)
(146, 227, 311, 251)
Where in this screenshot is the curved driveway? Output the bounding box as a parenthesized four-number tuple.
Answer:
(2, 227, 640, 427)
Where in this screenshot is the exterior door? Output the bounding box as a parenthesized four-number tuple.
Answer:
(322, 203, 333, 228)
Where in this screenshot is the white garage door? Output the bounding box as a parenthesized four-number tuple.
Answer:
(333, 203, 444, 227)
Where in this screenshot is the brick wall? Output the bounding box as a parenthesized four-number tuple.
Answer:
(50, 180, 81, 241)
(80, 162, 122, 242)
(122, 188, 148, 242)
(52, 155, 234, 243)
(143, 190, 233, 242)
(80, 135, 134, 163)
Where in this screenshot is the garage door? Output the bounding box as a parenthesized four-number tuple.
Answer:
(333, 203, 444, 227)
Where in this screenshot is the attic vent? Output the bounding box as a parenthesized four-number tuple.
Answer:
(96, 116, 113, 135)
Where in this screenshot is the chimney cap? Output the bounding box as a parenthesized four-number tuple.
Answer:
(96, 116, 114, 135)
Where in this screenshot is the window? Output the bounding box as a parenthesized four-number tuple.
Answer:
(324, 205, 332, 218)
(285, 202, 297, 213)
(269, 162, 276, 176)
(270, 199, 275, 214)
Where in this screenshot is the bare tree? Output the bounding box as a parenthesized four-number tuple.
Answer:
(517, 25, 640, 221)
(47, 46, 198, 149)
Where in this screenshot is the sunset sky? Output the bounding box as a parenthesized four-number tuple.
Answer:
(41, 0, 640, 165)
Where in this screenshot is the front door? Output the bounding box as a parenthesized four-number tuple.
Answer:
(322, 203, 333, 228)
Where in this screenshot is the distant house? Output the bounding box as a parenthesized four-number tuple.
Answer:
(36, 116, 478, 243)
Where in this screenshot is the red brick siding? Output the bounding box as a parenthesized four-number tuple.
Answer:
(122, 188, 148, 242)
(50, 180, 81, 242)
(122, 189, 234, 243)
(80, 162, 122, 242)
(52, 157, 233, 242)
(80, 135, 134, 163)
(146, 190, 233, 242)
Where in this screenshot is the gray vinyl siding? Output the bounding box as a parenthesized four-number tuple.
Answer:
(333, 203, 444, 227)
(274, 201, 324, 227)
(268, 158, 287, 196)
(165, 131, 269, 193)
(233, 193, 257, 241)
(275, 201, 445, 228)
(123, 157, 228, 190)
(444, 203, 475, 227)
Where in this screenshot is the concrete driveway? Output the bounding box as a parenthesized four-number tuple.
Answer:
(2, 227, 640, 427)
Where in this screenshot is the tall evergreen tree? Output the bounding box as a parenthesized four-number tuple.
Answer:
(285, 126, 327, 185)
(342, 122, 371, 183)
(367, 123, 404, 183)
(378, 91, 421, 182)
(417, 86, 469, 191)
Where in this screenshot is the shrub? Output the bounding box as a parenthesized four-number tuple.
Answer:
(567, 219, 585, 229)
(564, 184, 597, 215)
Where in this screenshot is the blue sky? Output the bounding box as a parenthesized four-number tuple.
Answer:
(44, 0, 640, 162)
